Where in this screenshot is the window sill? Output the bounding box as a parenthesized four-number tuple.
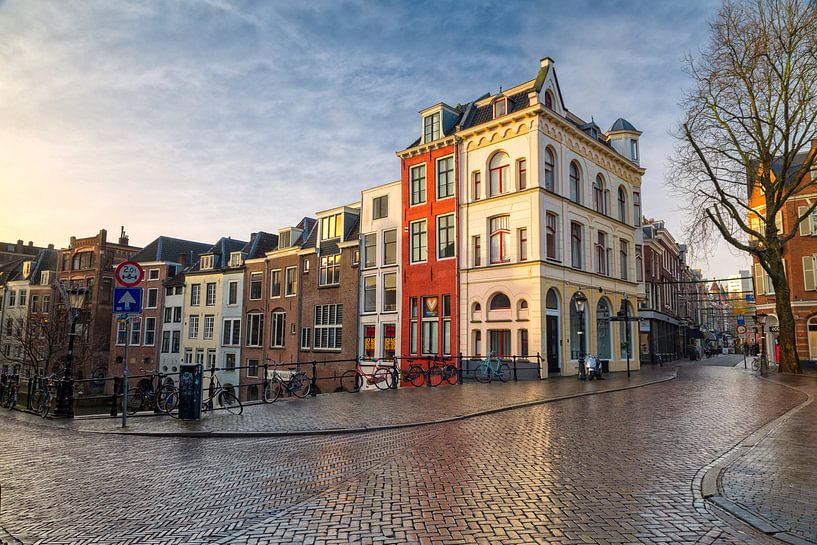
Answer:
(318, 284, 341, 289)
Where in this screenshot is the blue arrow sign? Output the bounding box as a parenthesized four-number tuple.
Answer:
(113, 287, 142, 314)
(745, 294, 756, 303)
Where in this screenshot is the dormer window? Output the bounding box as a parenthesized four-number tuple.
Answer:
(544, 90, 553, 109)
(229, 252, 242, 268)
(41, 271, 50, 285)
(630, 139, 639, 161)
(22, 262, 31, 279)
(494, 97, 507, 118)
(321, 213, 343, 241)
(423, 112, 440, 143)
(200, 255, 214, 270)
(279, 230, 291, 249)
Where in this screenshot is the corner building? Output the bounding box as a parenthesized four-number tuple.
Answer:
(457, 57, 644, 376)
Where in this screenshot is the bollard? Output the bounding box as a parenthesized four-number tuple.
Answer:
(391, 360, 399, 390)
(310, 361, 317, 397)
(207, 365, 215, 411)
(262, 363, 269, 402)
(457, 353, 463, 385)
(512, 356, 518, 382)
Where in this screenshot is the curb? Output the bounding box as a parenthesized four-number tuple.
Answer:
(0, 526, 23, 545)
(699, 374, 816, 545)
(77, 370, 679, 439)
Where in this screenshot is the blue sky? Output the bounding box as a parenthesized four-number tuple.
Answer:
(0, 0, 747, 276)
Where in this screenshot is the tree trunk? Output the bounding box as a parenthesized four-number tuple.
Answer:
(767, 254, 801, 374)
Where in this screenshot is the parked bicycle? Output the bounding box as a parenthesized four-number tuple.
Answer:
(264, 367, 311, 402)
(427, 361, 458, 386)
(341, 360, 395, 392)
(126, 369, 178, 415)
(1, 375, 19, 410)
(30, 374, 58, 418)
(402, 360, 428, 387)
(475, 352, 511, 383)
(201, 371, 243, 415)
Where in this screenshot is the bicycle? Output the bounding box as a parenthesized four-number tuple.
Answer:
(264, 368, 311, 402)
(427, 361, 458, 387)
(4, 377, 19, 410)
(341, 360, 395, 393)
(126, 370, 178, 415)
(751, 356, 769, 376)
(475, 352, 511, 383)
(30, 374, 57, 418)
(201, 371, 243, 415)
(402, 360, 428, 387)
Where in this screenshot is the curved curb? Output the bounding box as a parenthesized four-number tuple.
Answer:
(697, 374, 816, 545)
(78, 370, 679, 439)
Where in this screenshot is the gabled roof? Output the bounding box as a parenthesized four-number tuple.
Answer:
(193, 237, 248, 271)
(464, 90, 530, 129)
(131, 236, 211, 264)
(343, 212, 360, 241)
(28, 248, 58, 284)
(243, 231, 279, 259)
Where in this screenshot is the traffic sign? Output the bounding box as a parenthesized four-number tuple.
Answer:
(113, 287, 142, 314)
(115, 261, 144, 287)
(737, 315, 745, 325)
(745, 294, 756, 303)
(736, 324, 747, 334)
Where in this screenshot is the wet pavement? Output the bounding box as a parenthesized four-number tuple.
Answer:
(0, 355, 808, 545)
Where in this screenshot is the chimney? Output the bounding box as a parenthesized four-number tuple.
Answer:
(118, 226, 129, 246)
(178, 252, 187, 267)
(28, 241, 33, 247)
(47, 244, 54, 249)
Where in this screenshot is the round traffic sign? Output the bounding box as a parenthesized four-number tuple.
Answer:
(115, 260, 144, 287)
(736, 324, 747, 335)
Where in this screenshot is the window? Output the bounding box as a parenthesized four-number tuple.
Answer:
(636, 245, 643, 282)
(421, 296, 439, 355)
(228, 281, 238, 305)
(319, 255, 341, 286)
(249, 274, 262, 300)
(519, 329, 529, 357)
(489, 216, 510, 263)
(173, 307, 182, 323)
(225, 353, 235, 370)
(596, 231, 609, 275)
(184, 349, 192, 364)
(570, 222, 583, 269)
(246, 313, 264, 347)
(172, 331, 180, 353)
(437, 156, 454, 199)
(596, 298, 612, 359)
(423, 112, 440, 142)
(593, 175, 606, 214)
(410, 220, 427, 263)
(195, 349, 204, 365)
(544, 90, 553, 109)
(410, 297, 418, 354)
(271, 310, 286, 348)
(41, 271, 50, 285)
(270, 270, 281, 297)
(517, 159, 527, 190)
(130, 319, 141, 346)
(494, 97, 506, 117)
(569, 162, 581, 203)
(569, 294, 587, 359)
(489, 153, 510, 196)
(300, 327, 311, 350)
(546, 212, 558, 260)
(285, 267, 297, 296)
(473, 236, 481, 267)
(518, 228, 528, 261)
(200, 255, 213, 270)
(363, 233, 377, 268)
(222, 318, 241, 346)
(473, 330, 482, 356)
(31, 295, 39, 313)
(373, 195, 388, 220)
(489, 293, 511, 310)
(148, 269, 159, 280)
(363, 325, 376, 358)
(633, 192, 641, 226)
(473, 171, 482, 200)
(229, 252, 242, 268)
(352, 249, 359, 266)
(247, 359, 259, 378)
(161, 331, 171, 353)
(410, 164, 426, 205)
(188, 315, 199, 339)
(383, 229, 397, 266)
(144, 317, 156, 346)
(314, 304, 343, 350)
(544, 148, 555, 192)
(116, 322, 127, 345)
(42, 295, 50, 313)
(203, 282, 215, 306)
(383, 273, 397, 312)
(175, 286, 182, 295)
(437, 214, 455, 259)
(442, 294, 451, 355)
(383, 324, 396, 359)
(489, 330, 511, 356)
(630, 139, 639, 161)
(203, 315, 214, 340)
(8, 290, 15, 307)
(166, 286, 173, 297)
(303, 259, 310, 273)
(618, 187, 627, 222)
(620, 240, 629, 280)
(190, 284, 201, 306)
(321, 213, 342, 240)
(363, 276, 377, 313)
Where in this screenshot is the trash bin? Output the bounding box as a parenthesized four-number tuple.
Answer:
(178, 364, 203, 420)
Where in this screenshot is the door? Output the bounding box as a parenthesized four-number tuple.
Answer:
(546, 315, 560, 373)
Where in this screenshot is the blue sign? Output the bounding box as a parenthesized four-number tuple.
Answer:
(745, 294, 756, 303)
(113, 287, 142, 314)
(737, 315, 745, 325)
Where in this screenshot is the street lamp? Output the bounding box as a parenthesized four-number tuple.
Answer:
(755, 312, 768, 368)
(574, 290, 588, 380)
(53, 284, 87, 418)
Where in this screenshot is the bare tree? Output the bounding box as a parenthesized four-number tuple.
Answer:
(670, 0, 817, 373)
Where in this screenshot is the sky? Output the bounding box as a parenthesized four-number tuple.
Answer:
(0, 0, 750, 278)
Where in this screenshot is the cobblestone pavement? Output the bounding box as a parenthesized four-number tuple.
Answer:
(0, 360, 802, 545)
(13, 366, 678, 436)
(720, 370, 817, 543)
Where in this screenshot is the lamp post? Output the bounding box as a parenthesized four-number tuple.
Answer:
(618, 296, 632, 378)
(756, 312, 768, 373)
(53, 285, 87, 419)
(574, 291, 587, 380)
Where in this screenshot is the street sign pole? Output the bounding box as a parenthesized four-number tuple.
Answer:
(122, 315, 129, 428)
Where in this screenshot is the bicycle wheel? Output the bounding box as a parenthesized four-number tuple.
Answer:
(290, 373, 312, 398)
(30, 389, 43, 413)
(372, 367, 393, 390)
(428, 365, 443, 387)
(408, 365, 426, 387)
(263, 379, 284, 403)
(341, 370, 362, 393)
(126, 390, 143, 415)
(39, 394, 51, 418)
(156, 386, 178, 413)
(444, 364, 458, 385)
(218, 390, 243, 415)
(475, 363, 491, 383)
(751, 358, 760, 372)
(498, 363, 511, 382)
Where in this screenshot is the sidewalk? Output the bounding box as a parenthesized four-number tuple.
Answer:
(3, 365, 678, 437)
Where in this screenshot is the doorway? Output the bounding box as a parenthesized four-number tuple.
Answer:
(545, 288, 560, 374)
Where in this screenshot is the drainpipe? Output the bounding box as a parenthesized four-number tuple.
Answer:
(455, 138, 462, 360)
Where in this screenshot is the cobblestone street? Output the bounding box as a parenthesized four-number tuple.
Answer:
(0, 359, 808, 544)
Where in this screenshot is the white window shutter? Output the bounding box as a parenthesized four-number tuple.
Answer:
(755, 263, 766, 295)
(799, 207, 810, 236)
(775, 211, 783, 234)
(811, 212, 817, 235)
(804, 256, 816, 291)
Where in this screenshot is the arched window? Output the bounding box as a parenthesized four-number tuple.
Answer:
(544, 90, 553, 109)
(546, 288, 559, 310)
(489, 293, 511, 310)
(593, 175, 606, 214)
(489, 215, 510, 263)
(596, 298, 612, 359)
(544, 148, 556, 192)
(518, 299, 529, 320)
(619, 301, 635, 359)
(489, 152, 510, 196)
(569, 162, 581, 204)
(471, 302, 482, 321)
(618, 186, 627, 222)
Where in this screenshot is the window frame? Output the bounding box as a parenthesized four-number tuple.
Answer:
(409, 164, 427, 206)
(489, 215, 510, 264)
(383, 229, 397, 266)
(569, 162, 582, 204)
(372, 195, 388, 220)
(410, 219, 428, 264)
(436, 155, 455, 200)
(437, 214, 455, 260)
